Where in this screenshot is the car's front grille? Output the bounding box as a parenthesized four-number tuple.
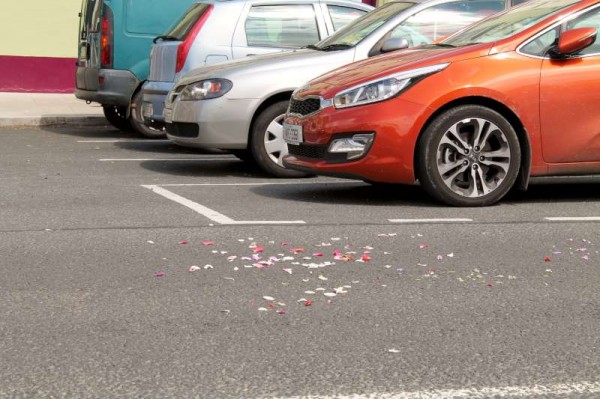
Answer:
(287, 143, 327, 160)
(166, 122, 199, 138)
(288, 97, 321, 116)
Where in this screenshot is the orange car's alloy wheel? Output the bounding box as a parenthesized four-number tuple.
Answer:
(417, 105, 521, 207)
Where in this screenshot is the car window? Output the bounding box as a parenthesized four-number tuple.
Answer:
(245, 4, 320, 48)
(399, 1, 506, 43)
(166, 3, 212, 40)
(512, 0, 529, 5)
(520, 26, 559, 56)
(328, 6, 368, 31)
(444, 0, 579, 46)
(566, 6, 600, 55)
(316, 2, 414, 48)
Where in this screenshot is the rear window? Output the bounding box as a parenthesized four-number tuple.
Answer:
(166, 3, 212, 40)
(80, 0, 102, 36)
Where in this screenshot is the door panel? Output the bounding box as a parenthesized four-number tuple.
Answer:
(540, 7, 600, 163)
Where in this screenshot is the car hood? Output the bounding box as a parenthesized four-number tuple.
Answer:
(174, 48, 356, 90)
(298, 43, 494, 98)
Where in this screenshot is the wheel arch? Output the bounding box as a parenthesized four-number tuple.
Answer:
(414, 96, 532, 191)
(248, 91, 293, 147)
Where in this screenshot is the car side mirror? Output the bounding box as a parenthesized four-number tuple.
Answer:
(550, 27, 597, 58)
(381, 37, 409, 53)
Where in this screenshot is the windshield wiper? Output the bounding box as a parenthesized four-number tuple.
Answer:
(153, 35, 180, 43)
(304, 44, 322, 51)
(319, 43, 353, 52)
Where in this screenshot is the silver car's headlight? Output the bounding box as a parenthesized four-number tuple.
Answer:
(179, 79, 233, 101)
(333, 63, 450, 109)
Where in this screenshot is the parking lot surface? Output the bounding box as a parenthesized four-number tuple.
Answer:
(1, 126, 599, 398)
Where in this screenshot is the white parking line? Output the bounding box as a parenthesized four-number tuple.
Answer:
(142, 185, 305, 225)
(157, 181, 354, 187)
(545, 217, 600, 221)
(269, 381, 600, 399)
(99, 157, 235, 161)
(389, 218, 473, 223)
(78, 139, 171, 143)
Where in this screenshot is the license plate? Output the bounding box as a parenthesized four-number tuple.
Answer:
(164, 107, 173, 123)
(142, 102, 153, 119)
(283, 123, 303, 145)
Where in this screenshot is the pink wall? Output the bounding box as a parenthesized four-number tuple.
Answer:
(0, 55, 76, 93)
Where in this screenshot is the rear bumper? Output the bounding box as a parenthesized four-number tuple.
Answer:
(75, 68, 139, 107)
(139, 81, 174, 123)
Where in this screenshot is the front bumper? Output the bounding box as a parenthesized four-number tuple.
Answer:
(165, 97, 260, 150)
(282, 98, 430, 184)
(140, 80, 174, 123)
(75, 68, 138, 107)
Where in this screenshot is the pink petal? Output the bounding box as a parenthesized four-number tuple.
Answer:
(419, 244, 428, 249)
(253, 246, 265, 253)
(189, 266, 201, 272)
(291, 247, 305, 254)
(202, 241, 214, 246)
(155, 271, 164, 277)
(313, 252, 324, 257)
(179, 241, 188, 245)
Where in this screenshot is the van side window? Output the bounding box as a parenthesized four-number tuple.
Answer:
(328, 6, 368, 31)
(245, 5, 320, 48)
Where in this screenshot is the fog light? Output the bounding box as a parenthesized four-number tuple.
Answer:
(328, 133, 374, 160)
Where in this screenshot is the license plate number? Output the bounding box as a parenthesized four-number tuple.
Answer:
(283, 123, 303, 145)
(164, 108, 173, 123)
(142, 102, 153, 119)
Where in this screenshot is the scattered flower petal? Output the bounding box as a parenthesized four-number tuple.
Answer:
(202, 241, 214, 246)
(189, 265, 201, 272)
(263, 296, 275, 301)
(204, 264, 214, 270)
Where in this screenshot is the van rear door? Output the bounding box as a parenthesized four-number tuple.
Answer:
(76, 0, 103, 91)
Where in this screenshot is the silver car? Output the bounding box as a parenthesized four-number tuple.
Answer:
(133, 0, 373, 137)
(165, 0, 528, 177)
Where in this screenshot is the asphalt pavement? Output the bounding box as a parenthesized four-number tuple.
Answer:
(1, 125, 599, 398)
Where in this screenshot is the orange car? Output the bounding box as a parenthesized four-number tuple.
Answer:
(283, 0, 600, 206)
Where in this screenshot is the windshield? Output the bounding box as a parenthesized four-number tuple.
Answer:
(443, 0, 580, 46)
(315, 2, 414, 48)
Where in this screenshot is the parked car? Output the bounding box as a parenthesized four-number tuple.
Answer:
(282, 0, 600, 206)
(163, 0, 527, 177)
(134, 0, 373, 138)
(75, 0, 197, 131)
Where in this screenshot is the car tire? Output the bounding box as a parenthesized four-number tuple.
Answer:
(103, 105, 133, 132)
(130, 92, 166, 139)
(416, 105, 521, 207)
(231, 150, 256, 164)
(249, 100, 309, 178)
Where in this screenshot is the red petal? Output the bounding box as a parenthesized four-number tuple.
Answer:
(202, 241, 214, 246)
(179, 241, 189, 245)
(305, 300, 312, 307)
(544, 257, 551, 262)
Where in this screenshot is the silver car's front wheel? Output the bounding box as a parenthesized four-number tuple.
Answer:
(250, 100, 309, 178)
(417, 105, 521, 206)
(264, 113, 287, 167)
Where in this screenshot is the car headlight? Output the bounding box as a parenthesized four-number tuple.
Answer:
(179, 79, 232, 101)
(333, 63, 450, 109)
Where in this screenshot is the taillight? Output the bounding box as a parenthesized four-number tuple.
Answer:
(176, 6, 213, 73)
(101, 6, 113, 68)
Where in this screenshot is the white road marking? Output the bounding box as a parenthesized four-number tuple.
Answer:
(142, 185, 305, 225)
(545, 217, 600, 221)
(99, 157, 235, 161)
(270, 381, 600, 399)
(78, 139, 171, 143)
(156, 181, 355, 187)
(389, 218, 473, 223)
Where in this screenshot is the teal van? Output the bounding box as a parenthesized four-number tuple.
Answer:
(76, 0, 196, 130)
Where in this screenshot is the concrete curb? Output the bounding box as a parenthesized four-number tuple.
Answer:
(0, 115, 108, 128)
